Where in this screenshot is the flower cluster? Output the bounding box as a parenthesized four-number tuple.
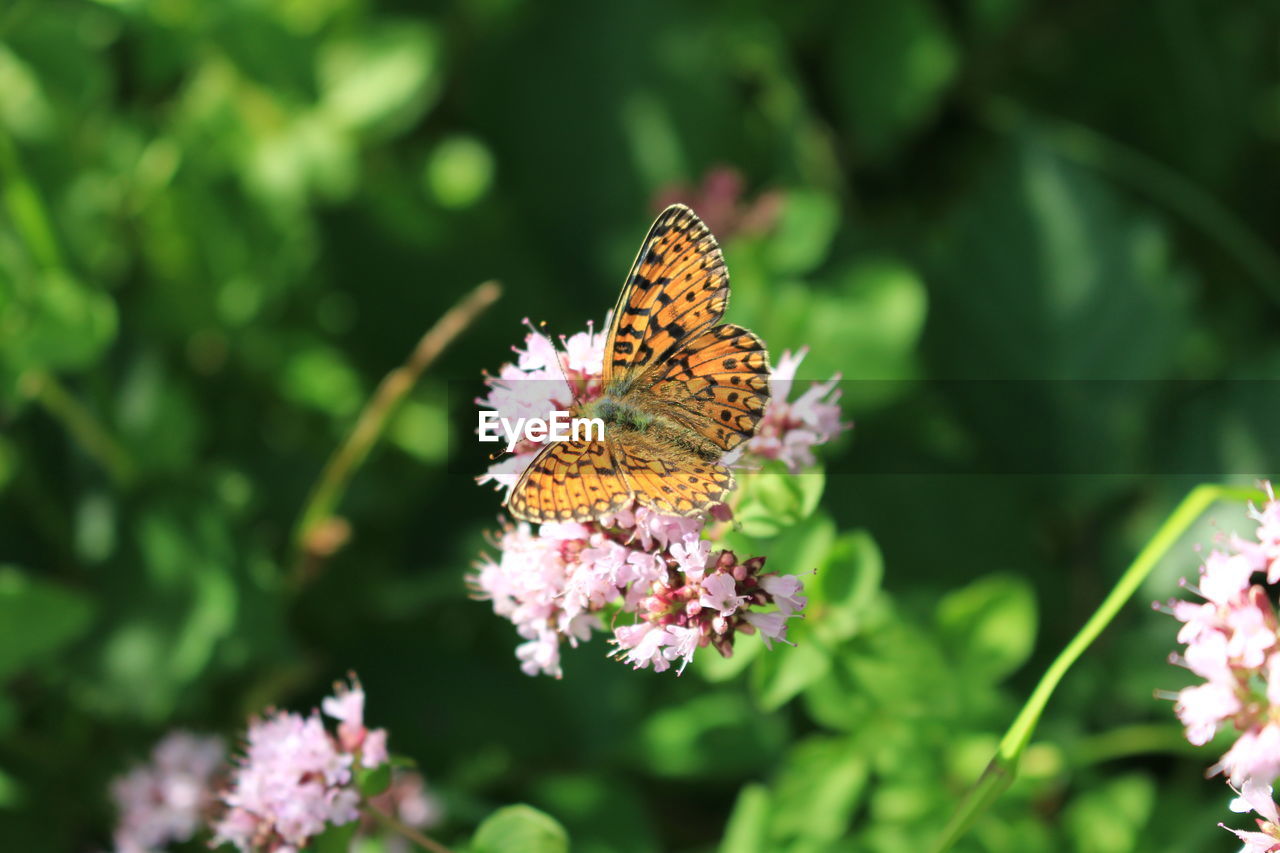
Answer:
(109, 678, 441, 853)
(474, 319, 843, 677)
(211, 678, 389, 852)
(110, 732, 225, 853)
(1162, 484, 1280, 850)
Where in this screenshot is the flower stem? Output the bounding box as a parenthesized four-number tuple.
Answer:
(291, 281, 502, 580)
(20, 370, 136, 487)
(929, 482, 1268, 853)
(361, 803, 456, 853)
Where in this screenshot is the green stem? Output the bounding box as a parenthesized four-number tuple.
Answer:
(929, 482, 1268, 853)
(2, 129, 138, 485)
(291, 281, 502, 580)
(361, 804, 455, 853)
(21, 371, 136, 487)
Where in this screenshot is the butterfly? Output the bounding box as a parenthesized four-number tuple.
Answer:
(504, 203, 771, 523)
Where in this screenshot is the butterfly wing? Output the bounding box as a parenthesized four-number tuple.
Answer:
(612, 436, 735, 516)
(506, 439, 633, 523)
(602, 204, 728, 391)
(645, 323, 771, 453)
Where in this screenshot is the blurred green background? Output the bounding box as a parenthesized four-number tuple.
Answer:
(1, 0, 1278, 851)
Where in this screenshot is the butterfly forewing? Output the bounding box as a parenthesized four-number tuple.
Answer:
(602, 204, 729, 390)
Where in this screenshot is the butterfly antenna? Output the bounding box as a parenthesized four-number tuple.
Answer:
(529, 317, 577, 403)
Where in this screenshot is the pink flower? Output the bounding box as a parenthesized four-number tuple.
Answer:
(700, 572, 748, 615)
(1223, 779, 1280, 851)
(1175, 681, 1241, 746)
(110, 732, 224, 853)
(737, 348, 848, 473)
(211, 677, 395, 852)
(474, 318, 831, 677)
(1164, 484, 1280, 840)
(1223, 725, 1280, 787)
(364, 771, 444, 853)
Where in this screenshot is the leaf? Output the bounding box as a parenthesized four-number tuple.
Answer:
(828, 0, 958, 158)
(308, 820, 359, 853)
(750, 639, 831, 712)
(719, 784, 771, 853)
(0, 270, 117, 373)
(471, 804, 569, 853)
(764, 189, 840, 276)
(936, 572, 1037, 683)
(809, 529, 884, 645)
(637, 692, 786, 778)
(0, 566, 94, 680)
(357, 762, 392, 798)
(767, 736, 868, 844)
(1064, 773, 1155, 853)
(733, 463, 826, 538)
(319, 23, 441, 137)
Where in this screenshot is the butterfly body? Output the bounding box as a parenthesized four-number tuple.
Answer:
(505, 204, 771, 523)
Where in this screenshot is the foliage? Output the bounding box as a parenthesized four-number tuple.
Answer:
(1, 0, 1278, 851)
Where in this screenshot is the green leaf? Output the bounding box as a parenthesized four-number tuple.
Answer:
(733, 463, 826, 538)
(471, 804, 569, 853)
(720, 784, 771, 853)
(750, 639, 831, 712)
(1064, 773, 1155, 853)
(307, 820, 359, 853)
(0, 270, 117, 373)
(0, 566, 94, 680)
(764, 190, 840, 276)
(282, 344, 364, 419)
(828, 0, 958, 158)
(319, 23, 441, 136)
(768, 737, 868, 844)
(424, 136, 495, 209)
(936, 572, 1037, 682)
(357, 761, 392, 798)
(637, 692, 785, 778)
(809, 530, 884, 645)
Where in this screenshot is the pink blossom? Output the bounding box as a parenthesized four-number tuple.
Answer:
(211, 677, 395, 852)
(110, 732, 224, 853)
(474, 317, 830, 677)
(743, 610, 792, 648)
(1223, 779, 1280, 851)
(1175, 681, 1241, 746)
(738, 348, 848, 473)
(1223, 725, 1280, 787)
(760, 573, 808, 618)
(700, 572, 748, 615)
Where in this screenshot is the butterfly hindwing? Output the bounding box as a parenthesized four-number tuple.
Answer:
(506, 439, 632, 523)
(612, 437, 734, 516)
(644, 324, 771, 453)
(603, 204, 728, 389)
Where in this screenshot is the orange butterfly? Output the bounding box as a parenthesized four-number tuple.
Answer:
(505, 204, 771, 523)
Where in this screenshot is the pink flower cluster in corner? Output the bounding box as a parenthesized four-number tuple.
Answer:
(110, 732, 225, 853)
(1161, 484, 1280, 849)
(474, 320, 841, 677)
(211, 677, 391, 853)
